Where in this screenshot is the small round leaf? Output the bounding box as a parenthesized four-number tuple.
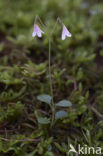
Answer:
(37, 94, 51, 105)
(37, 117, 50, 124)
(55, 111, 68, 120)
(56, 100, 72, 107)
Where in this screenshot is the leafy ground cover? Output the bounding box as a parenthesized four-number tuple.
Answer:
(0, 0, 103, 155)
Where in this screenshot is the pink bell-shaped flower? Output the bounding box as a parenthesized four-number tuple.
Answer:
(61, 24, 72, 40)
(32, 24, 44, 38)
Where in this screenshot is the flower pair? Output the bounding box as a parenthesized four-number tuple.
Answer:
(32, 23, 72, 40)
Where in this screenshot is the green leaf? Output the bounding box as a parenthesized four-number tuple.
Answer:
(55, 111, 68, 120)
(37, 117, 50, 124)
(56, 100, 72, 107)
(37, 94, 51, 105)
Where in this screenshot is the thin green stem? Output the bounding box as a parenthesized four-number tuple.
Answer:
(48, 37, 55, 126)
(36, 15, 47, 29)
(50, 17, 62, 36)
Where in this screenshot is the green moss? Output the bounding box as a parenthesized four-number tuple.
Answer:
(0, 0, 103, 155)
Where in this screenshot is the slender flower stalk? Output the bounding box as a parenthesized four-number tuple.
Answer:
(48, 37, 55, 126)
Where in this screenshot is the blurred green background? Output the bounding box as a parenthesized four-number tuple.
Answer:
(0, 0, 103, 155)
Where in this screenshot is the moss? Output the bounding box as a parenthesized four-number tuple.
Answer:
(0, 0, 103, 155)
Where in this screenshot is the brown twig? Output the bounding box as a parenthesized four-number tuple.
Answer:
(0, 137, 40, 142)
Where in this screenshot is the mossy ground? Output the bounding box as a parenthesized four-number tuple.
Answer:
(0, 0, 103, 155)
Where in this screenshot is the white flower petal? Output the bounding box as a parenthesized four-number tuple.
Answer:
(32, 31, 36, 37)
(61, 24, 72, 40)
(62, 33, 66, 40)
(37, 31, 42, 37)
(37, 29, 44, 37)
(66, 31, 72, 37)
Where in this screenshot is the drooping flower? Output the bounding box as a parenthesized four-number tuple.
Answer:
(32, 24, 44, 38)
(61, 24, 72, 40)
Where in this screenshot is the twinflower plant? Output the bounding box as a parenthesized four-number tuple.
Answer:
(32, 16, 72, 127)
